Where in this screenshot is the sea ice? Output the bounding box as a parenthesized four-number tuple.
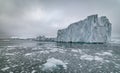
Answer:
(71, 49, 78, 52)
(80, 54, 103, 61)
(96, 52, 112, 56)
(25, 53, 32, 56)
(40, 50, 50, 54)
(42, 58, 67, 71)
(31, 70, 36, 73)
(1, 67, 10, 71)
(5, 53, 15, 56)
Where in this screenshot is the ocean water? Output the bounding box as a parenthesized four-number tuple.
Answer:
(0, 39, 120, 73)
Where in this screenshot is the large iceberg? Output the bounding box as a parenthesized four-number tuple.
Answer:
(57, 14, 112, 43)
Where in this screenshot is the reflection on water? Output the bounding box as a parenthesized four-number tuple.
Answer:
(0, 39, 120, 73)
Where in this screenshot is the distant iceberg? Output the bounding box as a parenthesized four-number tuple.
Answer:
(57, 14, 112, 43)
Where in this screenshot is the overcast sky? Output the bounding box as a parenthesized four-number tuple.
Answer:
(0, 0, 120, 38)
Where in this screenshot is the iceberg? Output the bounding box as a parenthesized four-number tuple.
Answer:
(42, 58, 67, 72)
(57, 14, 112, 43)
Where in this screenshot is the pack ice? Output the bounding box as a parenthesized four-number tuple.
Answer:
(57, 14, 112, 43)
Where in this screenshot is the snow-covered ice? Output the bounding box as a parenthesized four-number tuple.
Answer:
(31, 70, 36, 73)
(1, 67, 10, 71)
(96, 51, 112, 56)
(50, 48, 58, 52)
(40, 50, 50, 54)
(25, 53, 33, 56)
(57, 14, 112, 43)
(49, 48, 66, 53)
(5, 53, 15, 56)
(9, 72, 13, 73)
(80, 54, 103, 61)
(71, 49, 78, 52)
(42, 58, 67, 71)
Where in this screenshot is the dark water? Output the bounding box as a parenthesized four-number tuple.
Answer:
(0, 39, 120, 73)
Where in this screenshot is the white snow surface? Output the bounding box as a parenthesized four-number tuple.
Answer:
(57, 14, 112, 43)
(42, 58, 67, 71)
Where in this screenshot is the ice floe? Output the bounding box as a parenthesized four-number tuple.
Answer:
(42, 58, 67, 71)
(5, 53, 15, 56)
(25, 53, 32, 56)
(71, 49, 82, 54)
(71, 49, 78, 52)
(6, 46, 16, 50)
(1, 67, 10, 71)
(50, 48, 58, 52)
(31, 70, 36, 73)
(32, 47, 42, 50)
(96, 52, 112, 56)
(12, 65, 18, 68)
(40, 50, 50, 54)
(49, 48, 66, 53)
(80, 54, 103, 61)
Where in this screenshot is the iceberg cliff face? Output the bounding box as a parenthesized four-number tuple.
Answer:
(57, 14, 112, 43)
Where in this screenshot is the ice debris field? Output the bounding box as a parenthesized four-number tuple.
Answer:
(0, 40, 120, 73)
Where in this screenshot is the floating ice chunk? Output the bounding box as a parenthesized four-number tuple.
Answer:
(5, 53, 15, 56)
(6, 46, 16, 50)
(80, 54, 93, 61)
(96, 52, 112, 56)
(42, 58, 67, 71)
(94, 56, 103, 61)
(9, 72, 13, 73)
(32, 47, 42, 51)
(78, 49, 82, 53)
(40, 50, 50, 54)
(58, 49, 66, 53)
(71, 49, 78, 52)
(31, 70, 36, 73)
(102, 52, 112, 56)
(71, 49, 83, 54)
(50, 48, 58, 52)
(105, 60, 110, 63)
(114, 63, 120, 68)
(25, 53, 32, 56)
(12, 65, 18, 68)
(49, 48, 66, 53)
(73, 54, 78, 57)
(80, 54, 103, 61)
(1, 67, 10, 71)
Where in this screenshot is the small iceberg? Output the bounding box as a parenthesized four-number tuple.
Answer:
(42, 58, 67, 72)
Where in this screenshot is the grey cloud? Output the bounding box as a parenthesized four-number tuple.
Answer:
(0, 0, 120, 38)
